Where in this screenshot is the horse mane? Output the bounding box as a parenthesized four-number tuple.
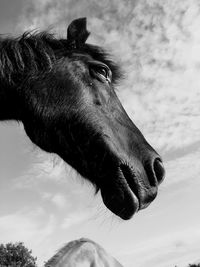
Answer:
(44, 238, 93, 266)
(0, 31, 59, 84)
(0, 30, 122, 86)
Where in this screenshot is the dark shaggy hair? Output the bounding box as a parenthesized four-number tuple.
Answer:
(0, 31, 122, 85)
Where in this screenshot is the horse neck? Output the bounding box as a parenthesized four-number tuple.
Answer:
(0, 81, 21, 121)
(0, 32, 58, 122)
(0, 38, 24, 121)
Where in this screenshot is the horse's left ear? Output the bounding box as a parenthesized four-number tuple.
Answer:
(67, 17, 90, 48)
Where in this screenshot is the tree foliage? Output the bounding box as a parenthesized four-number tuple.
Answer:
(0, 242, 37, 267)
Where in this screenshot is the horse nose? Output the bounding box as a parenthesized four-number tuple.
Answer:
(153, 158, 165, 184)
(145, 156, 165, 187)
(139, 157, 165, 210)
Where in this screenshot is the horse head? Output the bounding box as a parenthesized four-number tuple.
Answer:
(4, 18, 165, 219)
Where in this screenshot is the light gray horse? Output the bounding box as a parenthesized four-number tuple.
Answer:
(45, 238, 123, 267)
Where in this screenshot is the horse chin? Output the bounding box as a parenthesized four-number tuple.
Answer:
(101, 186, 139, 220)
(100, 170, 140, 220)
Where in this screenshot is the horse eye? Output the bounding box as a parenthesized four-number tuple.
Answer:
(89, 64, 112, 83)
(97, 67, 108, 78)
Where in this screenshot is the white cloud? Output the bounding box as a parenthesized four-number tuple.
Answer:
(61, 211, 92, 229)
(0, 212, 38, 243)
(0, 208, 56, 248)
(117, 0, 200, 153)
(163, 147, 200, 188)
(119, 226, 200, 267)
(12, 150, 70, 189)
(51, 194, 67, 209)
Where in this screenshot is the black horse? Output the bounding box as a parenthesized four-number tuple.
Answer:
(0, 18, 165, 220)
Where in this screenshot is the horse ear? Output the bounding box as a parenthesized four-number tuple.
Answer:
(67, 17, 90, 48)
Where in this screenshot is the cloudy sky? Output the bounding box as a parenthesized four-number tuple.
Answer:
(0, 0, 200, 266)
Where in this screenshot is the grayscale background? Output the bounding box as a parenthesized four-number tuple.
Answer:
(0, 0, 199, 266)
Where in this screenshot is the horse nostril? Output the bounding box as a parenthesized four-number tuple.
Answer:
(144, 157, 165, 187)
(153, 158, 165, 185)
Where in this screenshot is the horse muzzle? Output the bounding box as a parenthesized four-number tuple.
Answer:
(100, 156, 165, 220)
